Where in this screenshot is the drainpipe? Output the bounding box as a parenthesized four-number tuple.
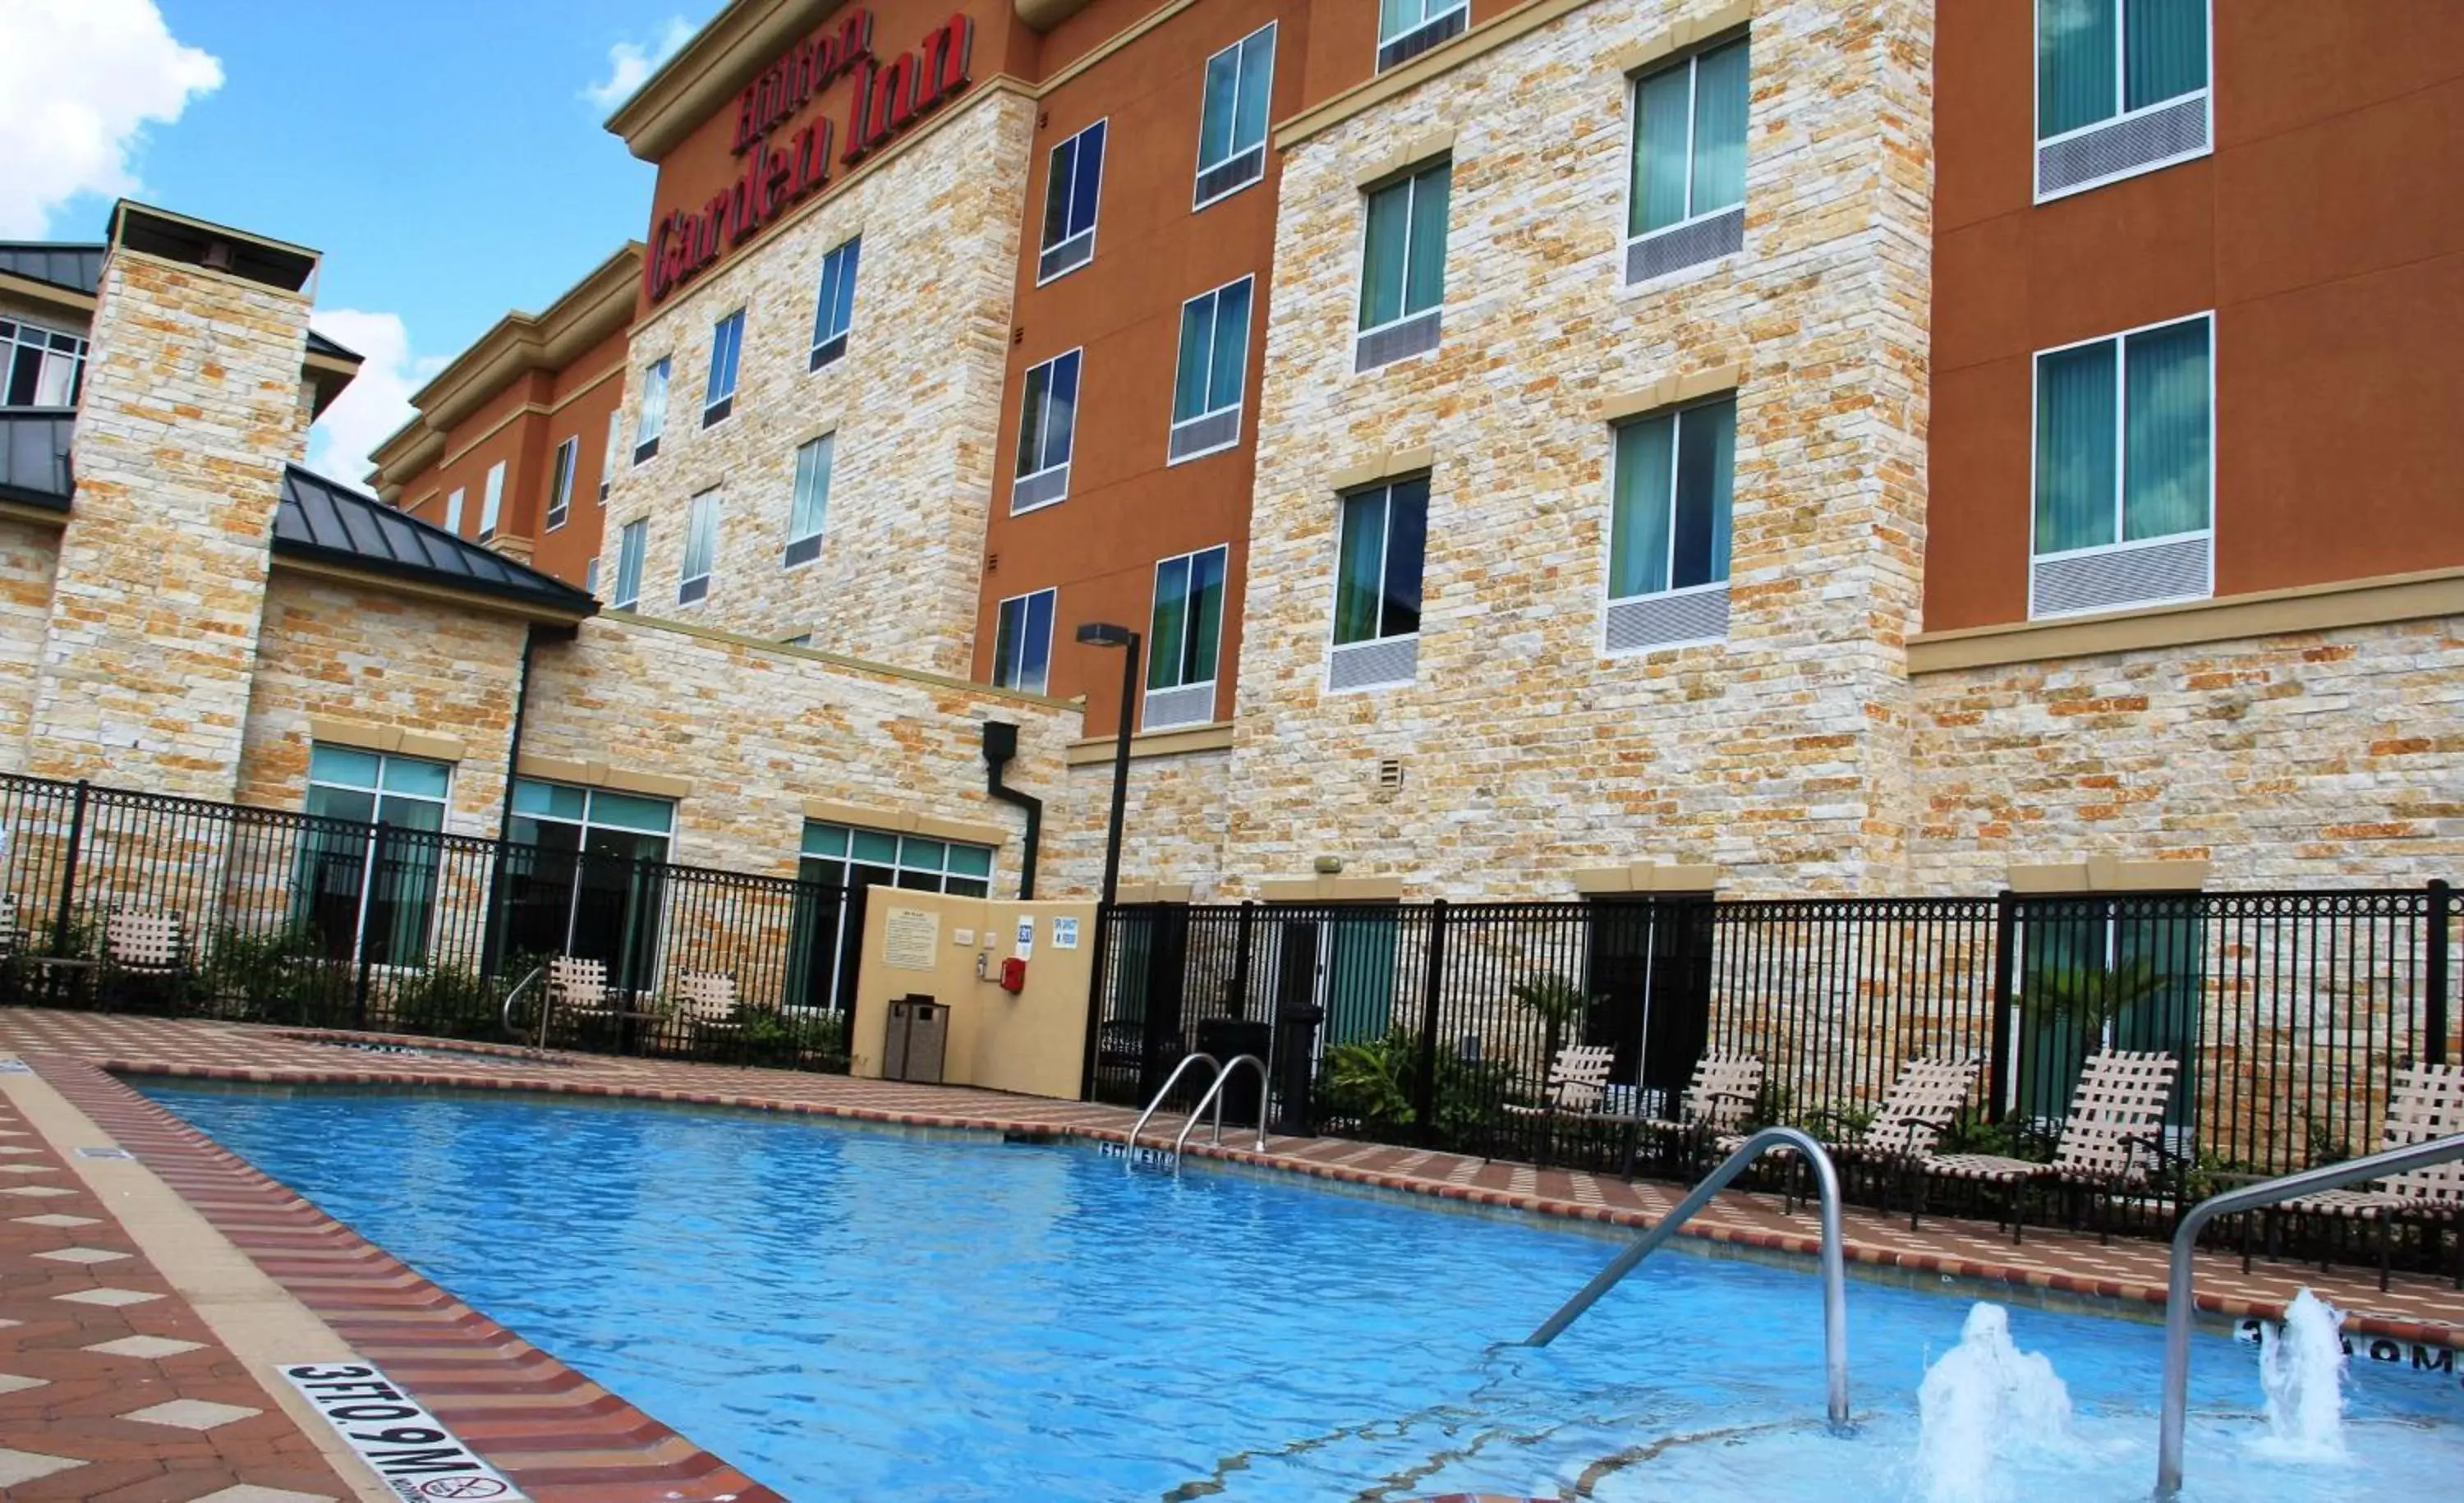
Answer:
(981, 721, 1041, 899)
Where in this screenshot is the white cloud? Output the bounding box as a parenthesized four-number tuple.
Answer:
(585, 17, 696, 111)
(0, 0, 223, 237)
(304, 310, 447, 491)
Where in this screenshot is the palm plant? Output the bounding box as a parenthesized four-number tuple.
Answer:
(1510, 972, 1600, 1073)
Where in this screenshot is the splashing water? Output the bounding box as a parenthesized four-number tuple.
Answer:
(2255, 1288, 2347, 1460)
(1911, 1303, 2076, 1503)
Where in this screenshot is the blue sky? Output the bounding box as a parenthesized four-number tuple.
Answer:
(0, 0, 722, 480)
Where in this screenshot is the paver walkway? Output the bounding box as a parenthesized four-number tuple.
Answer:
(2, 1006, 2459, 1503)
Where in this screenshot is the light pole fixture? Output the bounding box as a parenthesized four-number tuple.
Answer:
(1074, 620, 1141, 907)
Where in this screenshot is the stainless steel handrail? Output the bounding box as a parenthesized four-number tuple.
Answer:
(1173, 1053, 1270, 1162)
(1129, 1052, 1221, 1151)
(1524, 1124, 1850, 1428)
(2156, 1128, 2464, 1498)
(498, 965, 546, 1048)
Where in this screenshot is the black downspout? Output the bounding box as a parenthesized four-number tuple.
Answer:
(481, 624, 545, 976)
(981, 721, 1041, 899)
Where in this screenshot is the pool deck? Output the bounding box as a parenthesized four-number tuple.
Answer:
(2, 1009, 2459, 1502)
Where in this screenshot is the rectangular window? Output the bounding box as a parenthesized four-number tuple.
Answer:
(1011, 348, 1081, 512)
(1377, 0, 1468, 71)
(2030, 314, 2213, 618)
(785, 433, 834, 567)
(679, 490, 720, 604)
(1194, 23, 1276, 208)
(296, 745, 453, 968)
(634, 357, 669, 463)
(991, 587, 1055, 695)
(1145, 545, 1227, 730)
(1356, 160, 1449, 372)
(1328, 475, 1427, 691)
(0, 318, 88, 408)
(2035, 0, 2210, 199)
(797, 822, 995, 1011)
(1626, 35, 1749, 284)
(1169, 276, 1253, 464)
(545, 438, 578, 531)
(614, 518, 646, 609)
(600, 410, 622, 501)
(502, 779, 675, 972)
(1606, 394, 1737, 651)
(810, 237, 861, 370)
(584, 556, 600, 596)
(704, 309, 745, 426)
(478, 461, 505, 541)
(1037, 120, 1106, 283)
(444, 487, 466, 535)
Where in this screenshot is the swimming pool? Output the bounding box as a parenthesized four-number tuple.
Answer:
(144, 1083, 2462, 1502)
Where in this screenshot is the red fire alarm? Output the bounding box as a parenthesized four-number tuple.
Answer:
(999, 957, 1027, 994)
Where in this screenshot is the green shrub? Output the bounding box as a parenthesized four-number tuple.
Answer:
(1316, 1026, 1531, 1151)
(196, 925, 335, 1025)
(741, 1006, 849, 1072)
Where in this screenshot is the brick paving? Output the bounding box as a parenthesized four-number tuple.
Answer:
(1, 1006, 2460, 1502)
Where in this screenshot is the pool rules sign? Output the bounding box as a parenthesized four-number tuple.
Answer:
(282, 1363, 531, 1501)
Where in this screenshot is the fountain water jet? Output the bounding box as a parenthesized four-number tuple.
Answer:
(2255, 1288, 2347, 1460)
(1912, 1303, 2076, 1503)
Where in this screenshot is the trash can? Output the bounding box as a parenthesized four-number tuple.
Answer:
(883, 995, 948, 1083)
(1195, 1017, 1272, 1124)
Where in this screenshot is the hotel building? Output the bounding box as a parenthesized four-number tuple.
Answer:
(1, 0, 2454, 935)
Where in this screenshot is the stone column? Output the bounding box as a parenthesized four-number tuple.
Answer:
(22, 247, 314, 800)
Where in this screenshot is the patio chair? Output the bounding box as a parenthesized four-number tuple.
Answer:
(1501, 1043, 1616, 1165)
(545, 954, 613, 1041)
(2262, 1064, 2464, 1291)
(1926, 1048, 2179, 1243)
(672, 969, 742, 1058)
(101, 907, 187, 1013)
(1722, 1053, 1984, 1225)
(1610, 1052, 1766, 1179)
(0, 894, 19, 958)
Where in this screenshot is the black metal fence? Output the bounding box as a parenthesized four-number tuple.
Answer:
(1093, 885, 2459, 1195)
(0, 773, 854, 1070)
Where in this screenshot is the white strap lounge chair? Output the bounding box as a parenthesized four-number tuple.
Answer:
(2268, 1064, 2464, 1290)
(1928, 1048, 2179, 1243)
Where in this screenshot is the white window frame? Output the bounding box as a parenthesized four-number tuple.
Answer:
(1011, 347, 1082, 514)
(444, 487, 466, 535)
(679, 490, 721, 604)
(585, 556, 600, 596)
(810, 236, 862, 371)
(613, 518, 646, 609)
(302, 744, 455, 966)
(1377, 0, 1469, 70)
(600, 410, 622, 502)
(2032, 0, 2214, 204)
(1168, 275, 1253, 466)
(784, 431, 834, 568)
(477, 461, 506, 541)
(1619, 34, 1750, 286)
(1354, 160, 1450, 371)
(1600, 395, 1737, 655)
(634, 357, 670, 463)
(1145, 544, 1228, 730)
(991, 586, 1056, 696)
(1324, 476, 1426, 694)
(1037, 118, 1108, 286)
(1193, 22, 1277, 210)
(704, 309, 745, 426)
(2026, 310, 2217, 619)
(798, 821, 997, 1011)
(545, 437, 578, 531)
(0, 316, 89, 408)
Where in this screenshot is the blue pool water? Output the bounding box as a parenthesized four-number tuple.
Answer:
(145, 1083, 2462, 1502)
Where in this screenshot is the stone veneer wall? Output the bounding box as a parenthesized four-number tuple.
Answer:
(1228, 0, 1934, 899)
(22, 250, 312, 798)
(0, 520, 63, 774)
(596, 88, 1035, 679)
(1908, 618, 2464, 890)
(1052, 750, 1234, 899)
(232, 572, 531, 836)
(519, 614, 1085, 890)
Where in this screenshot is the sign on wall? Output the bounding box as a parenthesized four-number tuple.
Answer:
(644, 7, 975, 304)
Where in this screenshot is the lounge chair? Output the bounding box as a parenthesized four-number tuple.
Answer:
(673, 969, 742, 1058)
(102, 907, 186, 1013)
(545, 953, 612, 1041)
(1721, 1053, 1984, 1224)
(1611, 1051, 1765, 1178)
(1502, 1043, 1616, 1165)
(2263, 1064, 2464, 1290)
(1927, 1048, 2179, 1243)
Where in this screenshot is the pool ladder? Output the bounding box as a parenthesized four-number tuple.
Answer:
(1127, 1051, 1270, 1168)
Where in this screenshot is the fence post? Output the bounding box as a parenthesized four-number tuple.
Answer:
(2429, 879, 2452, 1067)
(48, 779, 91, 961)
(1988, 889, 2018, 1122)
(353, 821, 387, 1032)
(1414, 899, 1449, 1147)
(1230, 900, 1255, 1018)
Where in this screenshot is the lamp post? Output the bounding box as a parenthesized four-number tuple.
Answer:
(1073, 621, 1141, 906)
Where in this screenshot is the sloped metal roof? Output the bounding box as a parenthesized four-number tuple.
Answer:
(274, 465, 595, 615)
(0, 243, 105, 296)
(0, 411, 75, 510)
(305, 329, 360, 361)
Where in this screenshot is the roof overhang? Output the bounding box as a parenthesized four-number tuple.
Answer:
(270, 555, 596, 625)
(108, 200, 319, 294)
(605, 0, 851, 162)
(0, 269, 96, 322)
